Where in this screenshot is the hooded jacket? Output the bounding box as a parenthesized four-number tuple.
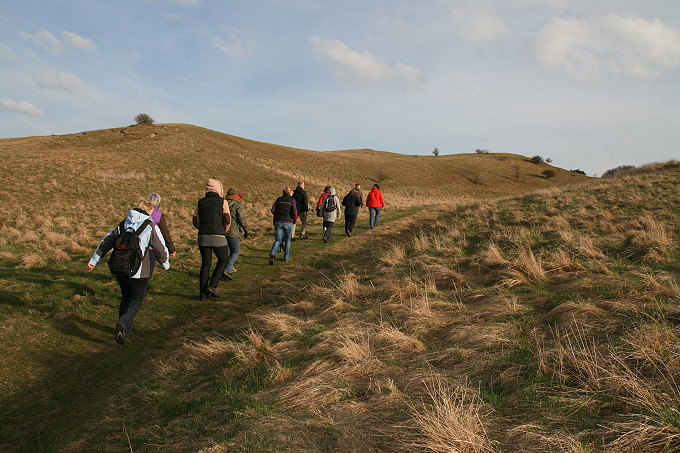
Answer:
(321, 187, 342, 223)
(366, 186, 385, 208)
(292, 186, 309, 213)
(225, 195, 248, 238)
(342, 189, 362, 217)
(89, 208, 170, 279)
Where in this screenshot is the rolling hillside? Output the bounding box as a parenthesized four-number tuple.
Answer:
(0, 123, 604, 452)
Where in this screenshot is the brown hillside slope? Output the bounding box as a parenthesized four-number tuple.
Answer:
(0, 123, 586, 256)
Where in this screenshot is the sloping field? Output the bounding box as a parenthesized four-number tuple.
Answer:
(0, 124, 606, 451)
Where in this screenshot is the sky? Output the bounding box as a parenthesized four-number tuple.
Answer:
(1, 0, 679, 176)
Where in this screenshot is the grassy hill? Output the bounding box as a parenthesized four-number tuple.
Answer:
(11, 124, 680, 452)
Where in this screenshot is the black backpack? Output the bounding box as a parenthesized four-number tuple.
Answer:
(108, 219, 151, 277)
(324, 194, 337, 212)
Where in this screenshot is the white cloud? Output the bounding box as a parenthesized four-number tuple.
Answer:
(35, 70, 88, 94)
(0, 43, 18, 61)
(61, 31, 96, 51)
(310, 36, 423, 85)
(444, 1, 511, 45)
(19, 29, 96, 55)
(0, 98, 44, 116)
(20, 30, 64, 55)
(212, 26, 256, 57)
(526, 14, 680, 80)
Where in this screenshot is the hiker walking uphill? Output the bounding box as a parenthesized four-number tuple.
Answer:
(222, 188, 249, 281)
(366, 183, 385, 228)
(269, 187, 298, 264)
(144, 192, 176, 259)
(88, 198, 170, 345)
(342, 187, 362, 237)
(315, 186, 331, 218)
(321, 187, 342, 243)
(193, 178, 231, 301)
(292, 181, 309, 240)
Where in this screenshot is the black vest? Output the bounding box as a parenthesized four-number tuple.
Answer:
(273, 194, 295, 223)
(197, 192, 225, 235)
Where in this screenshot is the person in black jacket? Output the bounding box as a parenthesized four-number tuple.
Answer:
(269, 187, 298, 264)
(292, 181, 309, 240)
(192, 178, 231, 301)
(342, 188, 362, 237)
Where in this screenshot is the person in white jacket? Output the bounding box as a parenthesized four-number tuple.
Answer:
(321, 187, 342, 243)
(88, 198, 170, 344)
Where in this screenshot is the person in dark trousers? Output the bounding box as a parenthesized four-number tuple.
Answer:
(222, 188, 248, 281)
(366, 183, 385, 228)
(88, 198, 170, 344)
(321, 187, 342, 243)
(269, 186, 298, 264)
(193, 178, 231, 301)
(292, 181, 309, 240)
(342, 187, 362, 237)
(315, 186, 331, 217)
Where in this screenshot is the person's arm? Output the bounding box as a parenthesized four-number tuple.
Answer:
(291, 200, 298, 223)
(150, 225, 170, 270)
(192, 204, 199, 228)
(157, 214, 176, 255)
(87, 223, 120, 270)
(222, 199, 231, 230)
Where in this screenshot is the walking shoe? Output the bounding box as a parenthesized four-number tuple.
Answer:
(221, 272, 233, 281)
(199, 293, 209, 301)
(291, 237, 296, 242)
(207, 286, 220, 299)
(300, 234, 308, 240)
(269, 254, 275, 265)
(323, 238, 328, 243)
(346, 230, 351, 237)
(115, 322, 125, 345)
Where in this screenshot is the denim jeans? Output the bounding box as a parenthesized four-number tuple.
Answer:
(199, 245, 229, 296)
(270, 222, 293, 260)
(116, 276, 149, 335)
(369, 207, 382, 227)
(225, 237, 240, 274)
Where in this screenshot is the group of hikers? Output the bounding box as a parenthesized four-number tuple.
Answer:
(87, 180, 385, 344)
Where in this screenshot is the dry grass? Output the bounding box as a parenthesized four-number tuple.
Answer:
(406, 378, 495, 453)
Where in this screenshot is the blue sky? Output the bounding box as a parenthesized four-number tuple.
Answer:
(1, 0, 679, 175)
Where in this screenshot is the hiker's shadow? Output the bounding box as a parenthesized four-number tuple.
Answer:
(53, 313, 111, 344)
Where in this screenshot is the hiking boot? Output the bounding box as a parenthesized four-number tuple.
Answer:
(207, 286, 219, 299)
(115, 322, 125, 345)
(269, 254, 275, 265)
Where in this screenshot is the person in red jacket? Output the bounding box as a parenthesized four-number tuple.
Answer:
(315, 186, 331, 217)
(365, 184, 385, 228)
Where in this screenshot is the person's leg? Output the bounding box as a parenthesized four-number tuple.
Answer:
(117, 276, 149, 336)
(324, 221, 334, 241)
(291, 222, 297, 240)
(369, 208, 376, 228)
(374, 207, 381, 226)
(224, 237, 240, 277)
(282, 223, 293, 260)
(209, 245, 230, 290)
(199, 245, 213, 298)
(346, 215, 356, 235)
(270, 223, 284, 261)
(299, 212, 308, 238)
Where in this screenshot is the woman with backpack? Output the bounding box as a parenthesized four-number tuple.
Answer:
(87, 198, 170, 345)
(321, 187, 342, 243)
(193, 178, 231, 301)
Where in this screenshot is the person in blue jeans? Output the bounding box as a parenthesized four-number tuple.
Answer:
(269, 187, 298, 264)
(365, 184, 385, 228)
(222, 188, 249, 280)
